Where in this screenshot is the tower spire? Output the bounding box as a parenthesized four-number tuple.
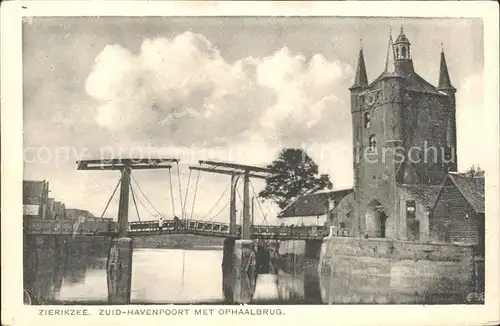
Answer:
(384, 33, 396, 73)
(438, 48, 455, 91)
(350, 46, 368, 90)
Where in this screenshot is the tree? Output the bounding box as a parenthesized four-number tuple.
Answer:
(259, 148, 333, 209)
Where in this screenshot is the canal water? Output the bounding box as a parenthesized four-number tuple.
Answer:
(56, 248, 282, 304)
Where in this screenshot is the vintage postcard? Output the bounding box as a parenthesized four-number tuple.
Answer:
(1, 1, 499, 326)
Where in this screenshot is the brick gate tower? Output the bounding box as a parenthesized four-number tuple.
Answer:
(349, 28, 457, 240)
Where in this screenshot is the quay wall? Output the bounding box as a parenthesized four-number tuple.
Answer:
(320, 236, 480, 304)
(273, 240, 323, 303)
(276, 237, 482, 304)
(23, 235, 110, 304)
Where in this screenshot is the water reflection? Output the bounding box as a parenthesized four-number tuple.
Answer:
(57, 249, 284, 303)
(25, 238, 321, 304)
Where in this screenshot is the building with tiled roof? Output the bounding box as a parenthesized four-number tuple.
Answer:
(278, 189, 353, 226)
(431, 172, 485, 249)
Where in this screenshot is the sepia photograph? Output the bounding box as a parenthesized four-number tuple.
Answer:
(2, 1, 499, 326)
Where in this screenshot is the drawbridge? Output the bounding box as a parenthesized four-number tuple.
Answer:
(25, 158, 328, 240)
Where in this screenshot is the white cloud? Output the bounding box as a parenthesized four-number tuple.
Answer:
(33, 31, 357, 220)
(85, 31, 353, 147)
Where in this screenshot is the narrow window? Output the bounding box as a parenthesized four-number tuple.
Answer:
(369, 135, 377, 150)
(364, 112, 371, 128)
(396, 47, 400, 58)
(402, 46, 407, 58)
(406, 200, 416, 220)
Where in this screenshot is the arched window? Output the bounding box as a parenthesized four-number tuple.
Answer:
(369, 135, 377, 150)
(402, 46, 407, 58)
(364, 112, 371, 128)
(395, 47, 400, 58)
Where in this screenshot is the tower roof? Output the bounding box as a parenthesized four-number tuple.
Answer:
(394, 26, 410, 45)
(350, 48, 368, 89)
(438, 49, 456, 91)
(385, 34, 397, 73)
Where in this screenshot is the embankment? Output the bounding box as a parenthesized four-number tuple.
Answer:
(272, 240, 323, 303)
(275, 237, 483, 304)
(23, 235, 110, 304)
(319, 237, 483, 304)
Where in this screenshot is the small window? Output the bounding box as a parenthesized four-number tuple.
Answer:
(364, 112, 371, 128)
(369, 135, 377, 151)
(396, 47, 400, 58)
(339, 222, 346, 229)
(402, 46, 407, 58)
(406, 200, 416, 219)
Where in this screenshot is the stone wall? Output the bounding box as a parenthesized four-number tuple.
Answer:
(319, 236, 479, 304)
(23, 235, 110, 304)
(273, 240, 322, 303)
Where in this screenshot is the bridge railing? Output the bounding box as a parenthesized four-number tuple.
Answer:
(26, 218, 331, 238)
(25, 218, 117, 235)
(251, 225, 330, 238)
(128, 219, 234, 235)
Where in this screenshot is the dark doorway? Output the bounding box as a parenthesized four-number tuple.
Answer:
(380, 212, 387, 238)
(365, 200, 388, 238)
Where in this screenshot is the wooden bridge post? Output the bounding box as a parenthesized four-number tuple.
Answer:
(107, 167, 134, 304)
(242, 172, 251, 240)
(117, 167, 131, 237)
(229, 174, 239, 237)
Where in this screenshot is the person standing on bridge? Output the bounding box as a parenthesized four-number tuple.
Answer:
(173, 216, 180, 230)
(159, 216, 164, 230)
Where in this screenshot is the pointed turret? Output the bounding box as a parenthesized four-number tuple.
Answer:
(438, 48, 456, 92)
(350, 47, 368, 89)
(384, 33, 397, 74)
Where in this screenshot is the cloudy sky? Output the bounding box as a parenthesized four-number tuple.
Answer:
(22, 17, 484, 224)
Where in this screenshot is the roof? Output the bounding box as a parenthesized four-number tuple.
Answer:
(438, 51, 455, 91)
(399, 184, 442, 208)
(447, 173, 485, 213)
(369, 71, 441, 95)
(366, 30, 442, 95)
(351, 49, 368, 89)
(403, 72, 442, 94)
(278, 189, 353, 218)
(395, 30, 410, 44)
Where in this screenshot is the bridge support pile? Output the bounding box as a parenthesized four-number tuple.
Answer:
(222, 239, 258, 303)
(107, 237, 133, 304)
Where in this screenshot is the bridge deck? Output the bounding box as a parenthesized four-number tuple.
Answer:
(24, 218, 330, 240)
